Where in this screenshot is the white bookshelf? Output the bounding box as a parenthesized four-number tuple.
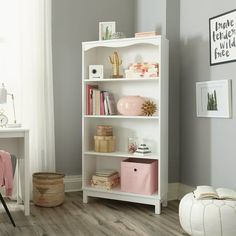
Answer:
(82, 36, 169, 214)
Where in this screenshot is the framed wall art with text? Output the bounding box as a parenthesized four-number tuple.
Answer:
(209, 9, 236, 66)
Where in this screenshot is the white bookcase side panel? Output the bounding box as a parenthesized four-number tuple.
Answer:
(84, 119, 159, 154)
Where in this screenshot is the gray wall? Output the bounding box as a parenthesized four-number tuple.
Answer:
(52, 0, 135, 175)
(53, 0, 236, 189)
(135, 0, 181, 183)
(180, 0, 236, 189)
(135, 0, 167, 34)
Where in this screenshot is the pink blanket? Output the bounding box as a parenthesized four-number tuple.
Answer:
(0, 150, 13, 196)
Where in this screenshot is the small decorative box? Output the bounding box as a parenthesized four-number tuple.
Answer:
(96, 125, 113, 136)
(94, 136, 115, 152)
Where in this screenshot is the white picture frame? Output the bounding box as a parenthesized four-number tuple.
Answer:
(209, 9, 236, 66)
(99, 22, 116, 40)
(196, 80, 232, 118)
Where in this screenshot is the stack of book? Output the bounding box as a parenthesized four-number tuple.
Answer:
(125, 63, 159, 78)
(91, 170, 120, 190)
(86, 85, 116, 115)
(135, 31, 159, 38)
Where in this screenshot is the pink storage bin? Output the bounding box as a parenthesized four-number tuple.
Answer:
(121, 158, 158, 195)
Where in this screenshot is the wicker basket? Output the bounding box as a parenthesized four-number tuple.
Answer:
(94, 136, 115, 152)
(33, 172, 65, 207)
(96, 125, 113, 136)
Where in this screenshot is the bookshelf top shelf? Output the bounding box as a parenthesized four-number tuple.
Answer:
(83, 77, 159, 83)
(82, 36, 167, 51)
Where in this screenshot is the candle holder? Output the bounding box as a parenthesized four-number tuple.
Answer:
(128, 137, 138, 154)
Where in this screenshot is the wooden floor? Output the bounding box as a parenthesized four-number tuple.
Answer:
(0, 192, 187, 236)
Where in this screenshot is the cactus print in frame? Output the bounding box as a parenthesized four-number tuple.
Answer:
(196, 80, 232, 118)
(99, 22, 116, 40)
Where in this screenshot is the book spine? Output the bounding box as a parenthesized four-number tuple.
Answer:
(104, 95, 108, 115)
(100, 92, 105, 115)
(86, 85, 99, 115)
(103, 91, 110, 115)
(92, 89, 96, 115)
(106, 93, 116, 115)
(95, 90, 100, 115)
(86, 85, 91, 115)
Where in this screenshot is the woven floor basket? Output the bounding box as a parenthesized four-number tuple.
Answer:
(33, 172, 65, 207)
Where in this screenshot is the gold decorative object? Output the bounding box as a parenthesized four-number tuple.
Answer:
(108, 51, 123, 78)
(141, 100, 157, 116)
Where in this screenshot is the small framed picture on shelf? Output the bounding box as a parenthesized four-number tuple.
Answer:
(99, 22, 116, 40)
(196, 80, 232, 118)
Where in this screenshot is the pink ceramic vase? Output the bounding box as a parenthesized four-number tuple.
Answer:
(117, 96, 145, 116)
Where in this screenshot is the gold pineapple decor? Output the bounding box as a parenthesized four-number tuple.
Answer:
(141, 100, 157, 116)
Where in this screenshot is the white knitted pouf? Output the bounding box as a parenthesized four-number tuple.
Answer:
(179, 193, 236, 236)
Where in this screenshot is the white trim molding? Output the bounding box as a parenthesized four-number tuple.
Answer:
(168, 183, 180, 201)
(178, 183, 195, 199)
(168, 182, 195, 201)
(64, 175, 82, 192)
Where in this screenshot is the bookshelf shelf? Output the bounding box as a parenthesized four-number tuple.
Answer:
(84, 151, 159, 160)
(83, 185, 160, 201)
(82, 36, 169, 214)
(84, 115, 159, 119)
(83, 77, 159, 83)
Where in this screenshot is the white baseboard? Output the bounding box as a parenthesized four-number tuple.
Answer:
(178, 183, 195, 199)
(168, 182, 195, 200)
(168, 183, 180, 200)
(64, 175, 82, 192)
(64, 175, 194, 201)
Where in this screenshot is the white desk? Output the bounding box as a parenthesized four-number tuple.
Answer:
(0, 128, 30, 216)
